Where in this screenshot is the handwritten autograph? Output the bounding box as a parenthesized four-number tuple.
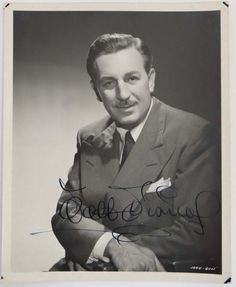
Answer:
(57, 178, 220, 242)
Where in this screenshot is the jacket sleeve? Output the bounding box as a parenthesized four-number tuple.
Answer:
(51, 132, 109, 265)
(128, 122, 221, 272)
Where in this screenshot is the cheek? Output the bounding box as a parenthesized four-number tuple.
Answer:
(101, 96, 116, 111)
(100, 91, 112, 102)
(101, 89, 116, 99)
(133, 81, 150, 94)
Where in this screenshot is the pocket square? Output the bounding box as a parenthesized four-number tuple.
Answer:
(146, 177, 171, 193)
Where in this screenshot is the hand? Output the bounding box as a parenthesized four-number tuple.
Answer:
(66, 259, 86, 271)
(66, 259, 117, 271)
(104, 238, 165, 271)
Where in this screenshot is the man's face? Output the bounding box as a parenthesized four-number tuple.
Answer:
(93, 47, 156, 129)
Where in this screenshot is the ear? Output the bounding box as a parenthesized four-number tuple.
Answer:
(90, 80, 102, 102)
(148, 68, 156, 93)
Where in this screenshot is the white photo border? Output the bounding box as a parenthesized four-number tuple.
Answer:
(1, 1, 230, 284)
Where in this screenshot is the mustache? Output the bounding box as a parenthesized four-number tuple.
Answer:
(115, 101, 136, 108)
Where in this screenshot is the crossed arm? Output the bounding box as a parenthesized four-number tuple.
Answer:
(52, 180, 164, 271)
(51, 122, 220, 272)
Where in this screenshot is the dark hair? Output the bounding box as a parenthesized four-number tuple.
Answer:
(86, 33, 153, 82)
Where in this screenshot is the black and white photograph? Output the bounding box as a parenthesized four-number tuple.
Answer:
(0, 1, 230, 284)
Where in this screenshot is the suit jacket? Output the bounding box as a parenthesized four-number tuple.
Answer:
(52, 98, 221, 272)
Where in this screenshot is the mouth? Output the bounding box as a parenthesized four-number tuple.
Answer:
(116, 102, 136, 109)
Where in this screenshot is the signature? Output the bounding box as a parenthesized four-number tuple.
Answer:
(57, 178, 220, 241)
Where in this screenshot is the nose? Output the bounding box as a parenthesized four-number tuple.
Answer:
(116, 80, 130, 101)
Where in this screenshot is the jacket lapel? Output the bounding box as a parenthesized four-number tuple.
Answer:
(109, 99, 176, 205)
(81, 122, 120, 204)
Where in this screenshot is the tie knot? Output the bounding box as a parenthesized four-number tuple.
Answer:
(125, 131, 134, 144)
(120, 131, 135, 168)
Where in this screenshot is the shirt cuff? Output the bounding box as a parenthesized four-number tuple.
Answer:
(87, 232, 114, 263)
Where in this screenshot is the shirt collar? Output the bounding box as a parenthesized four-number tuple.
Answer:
(116, 97, 154, 143)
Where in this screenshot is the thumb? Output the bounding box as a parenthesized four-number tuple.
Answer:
(100, 255, 110, 263)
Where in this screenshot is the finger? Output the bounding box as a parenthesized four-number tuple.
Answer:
(74, 262, 86, 271)
(154, 257, 166, 272)
(100, 255, 110, 263)
(67, 260, 75, 271)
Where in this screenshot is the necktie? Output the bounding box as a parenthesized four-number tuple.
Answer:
(120, 131, 135, 167)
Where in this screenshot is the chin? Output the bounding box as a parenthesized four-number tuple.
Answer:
(115, 118, 139, 129)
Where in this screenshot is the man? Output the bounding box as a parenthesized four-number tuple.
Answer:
(51, 33, 221, 272)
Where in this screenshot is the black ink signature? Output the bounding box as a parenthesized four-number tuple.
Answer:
(57, 178, 220, 240)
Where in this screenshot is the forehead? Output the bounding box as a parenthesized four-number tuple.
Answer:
(94, 47, 146, 78)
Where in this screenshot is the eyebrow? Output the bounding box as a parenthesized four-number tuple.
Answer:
(99, 76, 115, 80)
(99, 71, 140, 80)
(125, 71, 140, 76)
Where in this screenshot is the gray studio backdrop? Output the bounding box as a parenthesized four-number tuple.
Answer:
(13, 11, 220, 272)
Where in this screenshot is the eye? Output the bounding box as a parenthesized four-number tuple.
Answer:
(127, 75, 139, 84)
(102, 80, 116, 89)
